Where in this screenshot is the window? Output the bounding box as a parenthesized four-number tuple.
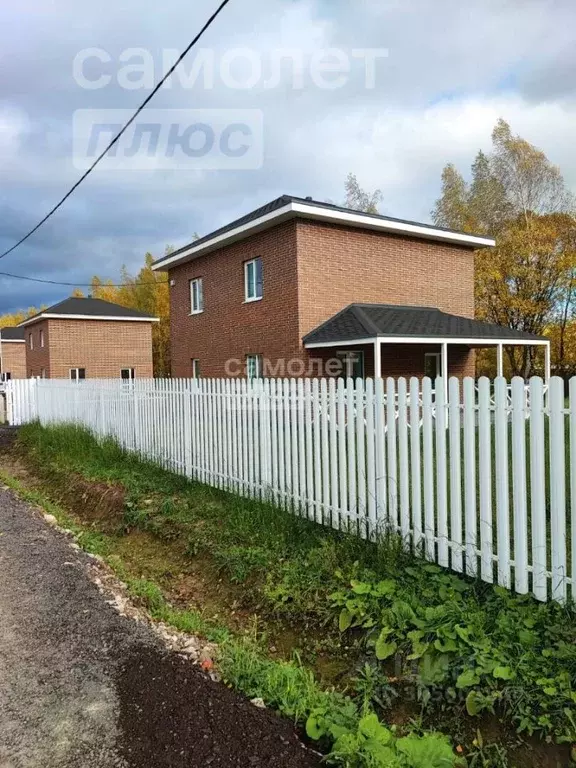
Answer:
(70, 368, 85, 381)
(246, 354, 263, 379)
(121, 368, 135, 381)
(40, 369, 46, 379)
(337, 350, 365, 380)
(191, 359, 200, 378)
(190, 278, 204, 314)
(29, 333, 33, 350)
(244, 257, 263, 302)
(424, 352, 441, 381)
(40, 329, 44, 348)
(1, 372, 11, 382)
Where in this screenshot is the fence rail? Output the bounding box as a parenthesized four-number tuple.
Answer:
(6, 375, 575, 603)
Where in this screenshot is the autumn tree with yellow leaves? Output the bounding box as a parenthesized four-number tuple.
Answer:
(433, 119, 576, 378)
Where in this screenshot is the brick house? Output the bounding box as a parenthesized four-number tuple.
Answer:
(0, 326, 26, 380)
(18, 297, 158, 379)
(152, 195, 550, 382)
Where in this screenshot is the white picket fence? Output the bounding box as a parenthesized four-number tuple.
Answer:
(6, 375, 575, 603)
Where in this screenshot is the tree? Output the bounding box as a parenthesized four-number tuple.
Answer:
(344, 173, 382, 214)
(433, 119, 576, 377)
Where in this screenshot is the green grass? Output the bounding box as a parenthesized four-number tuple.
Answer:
(11, 422, 576, 765)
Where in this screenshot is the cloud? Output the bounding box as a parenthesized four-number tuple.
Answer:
(0, 0, 574, 313)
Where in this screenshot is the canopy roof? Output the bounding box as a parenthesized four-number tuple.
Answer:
(303, 304, 548, 346)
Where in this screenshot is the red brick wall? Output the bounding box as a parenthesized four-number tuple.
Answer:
(0, 342, 27, 378)
(296, 220, 475, 339)
(167, 217, 477, 379)
(24, 320, 50, 377)
(25, 319, 154, 379)
(169, 221, 300, 378)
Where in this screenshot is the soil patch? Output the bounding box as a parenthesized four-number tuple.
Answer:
(116, 645, 319, 768)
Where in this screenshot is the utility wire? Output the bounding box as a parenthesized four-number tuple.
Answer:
(0, 269, 166, 288)
(0, 0, 233, 263)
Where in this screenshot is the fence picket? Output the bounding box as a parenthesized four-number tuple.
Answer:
(478, 377, 494, 583)
(494, 377, 511, 588)
(549, 377, 567, 602)
(448, 377, 463, 573)
(397, 378, 410, 541)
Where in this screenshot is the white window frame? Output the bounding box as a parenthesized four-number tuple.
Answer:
(121, 368, 135, 381)
(244, 257, 263, 303)
(40, 329, 44, 348)
(246, 354, 263, 379)
(69, 367, 85, 381)
(189, 277, 204, 314)
(191, 358, 200, 378)
(1, 372, 11, 382)
(29, 333, 33, 350)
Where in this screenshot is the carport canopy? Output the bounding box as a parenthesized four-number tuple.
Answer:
(302, 304, 550, 387)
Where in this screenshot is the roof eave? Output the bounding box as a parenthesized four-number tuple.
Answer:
(152, 202, 495, 272)
(18, 313, 159, 327)
(304, 335, 549, 348)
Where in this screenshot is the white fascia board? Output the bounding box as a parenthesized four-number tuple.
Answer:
(291, 203, 496, 248)
(18, 314, 159, 327)
(153, 202, 495, 272)
(305, 336, 548, 348)
(0, 339, 25, 343)
(152, 203, 294, 271)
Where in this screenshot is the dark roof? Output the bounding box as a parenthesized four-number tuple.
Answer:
(303, 304, 548, 344)
(0, 326, 25, 340)
(153, 194, 492, 267)
(19, 297, 156, 326)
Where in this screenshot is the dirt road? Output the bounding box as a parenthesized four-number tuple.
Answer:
(0, 483, 318, 768)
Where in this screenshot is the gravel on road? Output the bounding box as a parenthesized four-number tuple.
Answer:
(0, 481, 319, 768)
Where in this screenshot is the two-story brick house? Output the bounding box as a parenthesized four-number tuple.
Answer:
(0, 326, 26, 380)
(153, 195, 550, 382)
(18, 297, 158, 379)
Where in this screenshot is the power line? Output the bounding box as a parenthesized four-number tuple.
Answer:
(0, 0, 233, 263)
(0, 269, 167, 288)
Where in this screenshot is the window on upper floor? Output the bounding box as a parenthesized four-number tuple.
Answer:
(246, 354, 263, 379)
(29, 333, 33, 350)
(244, 257, 263, 302)
(190, 278, 204, 314)
(40, 329, 44, 348)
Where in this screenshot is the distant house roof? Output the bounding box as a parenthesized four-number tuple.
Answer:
(0, 326, 25, 341)
(153, 195, 496, 271)
(18, 297, 159, 327)
(303, 304, 548, 346)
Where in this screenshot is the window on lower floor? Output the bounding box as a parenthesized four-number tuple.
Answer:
(336, 350, 364, 380)
(424, 352, 441, 381)
(40, 369, 46, 378)
(191, 359, 200, 378)
(1, 372, 11, 382)
(246, 354, 263, 379)
(121, 368, 135, 381)
(70, 368, 85, 381)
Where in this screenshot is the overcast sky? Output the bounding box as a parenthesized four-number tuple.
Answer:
(0, 0, 575, 312)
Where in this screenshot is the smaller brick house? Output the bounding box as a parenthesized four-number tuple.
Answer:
(0, 326, 26, 380)
(18, 297, 158, 379)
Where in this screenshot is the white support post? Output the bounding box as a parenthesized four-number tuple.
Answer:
(544, 341, 551, 383)
(374, 338, 381, 378)
(496, 343, 504, 378)
(441, 342, 449, 403)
